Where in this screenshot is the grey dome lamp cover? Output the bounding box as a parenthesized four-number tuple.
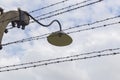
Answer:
(47, 31, 72, 46)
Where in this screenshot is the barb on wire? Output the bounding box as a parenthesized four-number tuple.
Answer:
(0, 52, 119, 72)
(0, 47, 120, 70)
(2, 21, 120, 46)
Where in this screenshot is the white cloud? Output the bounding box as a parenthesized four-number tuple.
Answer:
(0, 0, 120, 80)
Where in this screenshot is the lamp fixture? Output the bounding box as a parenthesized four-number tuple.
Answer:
(0, 8, 72, 50)
(26, 11, 72, 46)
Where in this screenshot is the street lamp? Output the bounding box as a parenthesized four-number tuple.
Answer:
(0, 8, 72, 50)
(26, 11, 73, 46)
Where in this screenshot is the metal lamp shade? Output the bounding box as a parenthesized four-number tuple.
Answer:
(47, 31, 72, 46)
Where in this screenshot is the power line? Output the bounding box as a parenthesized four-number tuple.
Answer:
(0, 52, 119, 72)
(0, 47, 119, 69)
(2, 21, 120, 46)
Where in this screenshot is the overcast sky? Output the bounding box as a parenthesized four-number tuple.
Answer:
(0, 0, 120, 80)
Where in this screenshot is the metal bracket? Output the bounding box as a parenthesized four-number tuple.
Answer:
(0, 7, 3, 15)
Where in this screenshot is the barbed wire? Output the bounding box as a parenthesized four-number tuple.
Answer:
(7, 14, 120, 31)
(0, 52, 119, 72)
(1, 0, 119, 73)
(36, 0, 103, 20)
(29, 0, 69, 13)
(6, 0, 103, 30)
(17, 14, 119, 31)
(0, 0, 69, 24)
(63, 15, 120, 31)
(34, 0, 93, 18)
(1, 0, 102, 25)
(0, 47, 119, 70)
(66, 21, 120, 34)
(2, 21, 120, 46)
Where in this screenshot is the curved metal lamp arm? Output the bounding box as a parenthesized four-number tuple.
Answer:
(25, 12, 62, 31)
